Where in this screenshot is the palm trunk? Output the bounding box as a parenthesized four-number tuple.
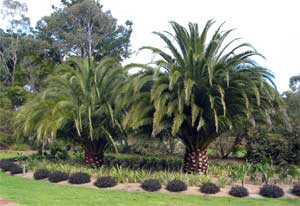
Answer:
(84, 151, 103, 168)
(183, 148, 208, 173)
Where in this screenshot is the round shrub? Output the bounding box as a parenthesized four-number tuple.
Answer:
(10, 165, 24, 175)
(48, 171, 69, 183)
(0, 160, 17, 172)
(94, 176, 117, 188)
(69, 172, 90, 184)
(229, 186, 249, 197)
(259, 184, 284, 198)
(200, 182, 220, 194)
(291, 183, 300, 197)
(166, 180, 187, 192)
(141, 179, 161, 192)
(34, 169, 51, 180)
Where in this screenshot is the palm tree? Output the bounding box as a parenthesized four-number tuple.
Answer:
(125, 20, 280, 173)
(15, 57, 127, 167)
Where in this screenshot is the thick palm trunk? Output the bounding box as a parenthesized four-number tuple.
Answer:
(84, 151, 103, 168)
(183, 148, 208, 173)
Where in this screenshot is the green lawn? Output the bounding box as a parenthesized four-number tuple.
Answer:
(0, 152, 18, 159)
(0, 173, 299, 206)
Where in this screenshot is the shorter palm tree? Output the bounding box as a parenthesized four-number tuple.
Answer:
(15, 57, 126, 167)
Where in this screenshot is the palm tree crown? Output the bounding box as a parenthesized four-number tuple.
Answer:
(16, 57, 127, 166)
(125, 20, 280, 173)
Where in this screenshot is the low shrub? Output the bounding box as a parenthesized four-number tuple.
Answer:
(259, 184, 284, 198)
(292, 183, 300, 197)
(94, 176, 117, 188)
(34, 169, 51, 180)
(48, 171, 69, 183)
(200, 182, 220, 194)
(0, 159, 17, 172)
(141, 179, 161, 192)
(103, 154, 182, 171)
(9, 165, 24, 175)
(166, 180, 187, 192)
(69, 172, 90, 184)
(246, 128, 300, 165)
(229, 186, 249, 197)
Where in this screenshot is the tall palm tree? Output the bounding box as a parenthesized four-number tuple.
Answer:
(125, 20, 280, 173)
(15, 57, 127, 167)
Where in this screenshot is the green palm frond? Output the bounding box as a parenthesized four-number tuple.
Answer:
(16, 57, 127, 153)
(125, 20, 281, 151)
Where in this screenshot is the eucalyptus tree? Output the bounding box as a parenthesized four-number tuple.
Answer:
(0, 0, 30, 85)
(125, 20, 280, 173)
(15, 58, 127, 167)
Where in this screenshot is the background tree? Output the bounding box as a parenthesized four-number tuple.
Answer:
(0, 0, 30, 86)
(126, 20, 280, 173)
(36, 0, 132, 61)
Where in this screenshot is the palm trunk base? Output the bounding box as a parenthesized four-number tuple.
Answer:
(183, 148, 208, 173)
(84, 152, 103, 168)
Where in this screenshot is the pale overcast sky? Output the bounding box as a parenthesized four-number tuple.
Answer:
(1, 0, 299, 92)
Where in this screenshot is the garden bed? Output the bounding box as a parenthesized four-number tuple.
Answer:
(1, 171, 297, 199)
(1, 173, 299, 206)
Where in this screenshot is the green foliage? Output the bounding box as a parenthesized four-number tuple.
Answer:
(229, 162, 251, 186)
(104, 153, 183, 171)
(287, 166, 300, 182)
(36, 0, 132, 61)
(217, 174, 227, 188)
(47, 141, 69, 160)
(123, 137, 183, 156)
(15, 58, 127, 159)
(125, 20, 280, 173)
(246, 128, 300, 165)
(0, 84, 29, 108)
(255, 159, 276, 184)
(24, 158, 212, 186)
(10, 143, 31, 151)
(0, 84, 15, 147)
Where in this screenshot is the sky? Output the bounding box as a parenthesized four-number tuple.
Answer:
(1, 0, 299, 92)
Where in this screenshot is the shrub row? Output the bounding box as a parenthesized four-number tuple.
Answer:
(18, 153, 184, 171)
(4, 166, 299, 198)
(103, 154, 183, 171)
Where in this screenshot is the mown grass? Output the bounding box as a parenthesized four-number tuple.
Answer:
(0, 173, 299, 206)
(0, 152, 18, 159)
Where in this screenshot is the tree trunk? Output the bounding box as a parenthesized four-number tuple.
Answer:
(84, 151, 103, 168)
(183, 148, 208, 173)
